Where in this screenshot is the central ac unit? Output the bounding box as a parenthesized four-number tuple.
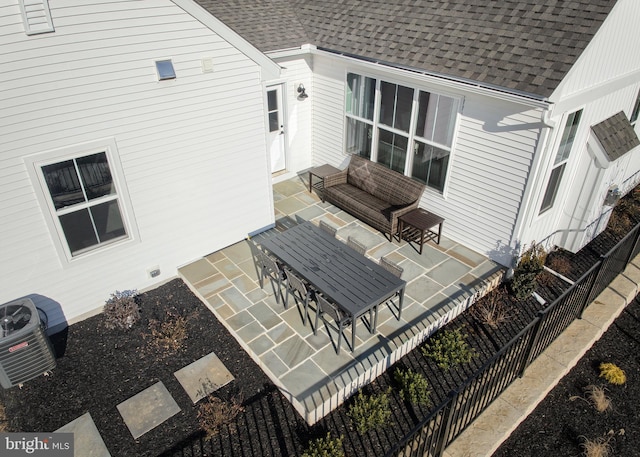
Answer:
(0, 298, 56, 388)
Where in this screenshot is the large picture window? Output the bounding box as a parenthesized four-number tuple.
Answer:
(27, 141, 133, 260)
(345, 72, 459, 192)
(539, 109, 583, 214)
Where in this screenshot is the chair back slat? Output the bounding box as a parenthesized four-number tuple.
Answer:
(287, 270, 307, 295)
(380, 256, 403, 278)
(319, 220, 337, 237)
(317, 295, 341, 321)
(346, 236, 366, 255)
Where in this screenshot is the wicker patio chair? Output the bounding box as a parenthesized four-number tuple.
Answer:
(346, 236, 367, 256)
(379, 255, 404, 319)
(319, 220, 337, 237)
(285, 269, 316, 323)
(379, 256, 403, 278)
(314, 294, 352, 354)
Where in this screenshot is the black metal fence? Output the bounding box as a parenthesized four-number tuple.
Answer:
(387, 222, 640, 457)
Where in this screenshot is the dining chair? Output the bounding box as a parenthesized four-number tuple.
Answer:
(346, 236, 367, 256)
(379, 255, 404, 319)
(314, 294, 352, 354)
(319, 220, 337, 237)
(285, 269, 315, 323)
(379, 256, 403, 278)
(255, 248, 286, 304)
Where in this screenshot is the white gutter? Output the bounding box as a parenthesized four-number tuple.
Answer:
(311, 47, 552, 109)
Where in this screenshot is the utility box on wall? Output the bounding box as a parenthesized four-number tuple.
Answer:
(0, 298, 56, 388)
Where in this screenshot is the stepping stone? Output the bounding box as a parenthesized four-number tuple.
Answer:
(116, 381, 180, 439)
(174, 352, 234, 403)
(56, 412, 111, 457)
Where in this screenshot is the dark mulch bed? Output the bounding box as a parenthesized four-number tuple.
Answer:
(493, 295, 640, 457)
(2, 186, 639, 456)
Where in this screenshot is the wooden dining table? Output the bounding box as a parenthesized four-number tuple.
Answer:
(260, 221, 406, 352)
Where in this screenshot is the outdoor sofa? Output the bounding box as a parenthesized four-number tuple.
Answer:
(322, 155, 426, 238)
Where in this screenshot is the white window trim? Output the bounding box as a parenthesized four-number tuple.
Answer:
(24, 138, 139, 265)
(344, 70, 461, 195)
(19, 0, 54, 35)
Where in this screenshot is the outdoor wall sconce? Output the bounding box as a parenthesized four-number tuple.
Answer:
(297, 83, 308, 99)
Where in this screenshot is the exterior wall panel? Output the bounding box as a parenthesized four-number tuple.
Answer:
(0, 1, 274, 330)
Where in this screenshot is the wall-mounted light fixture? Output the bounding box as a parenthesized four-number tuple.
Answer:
(297, 83, 308, 100)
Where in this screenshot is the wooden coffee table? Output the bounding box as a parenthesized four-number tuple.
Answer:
(308, 164, 340, 201)
(398, 209, 444, 254)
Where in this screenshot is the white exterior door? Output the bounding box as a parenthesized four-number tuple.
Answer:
(267, 86, 286, 173)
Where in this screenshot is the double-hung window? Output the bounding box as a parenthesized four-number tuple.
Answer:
(345, 72, 458, 192)
(539, 109, 583, 214)
(28, 140, 133, 260)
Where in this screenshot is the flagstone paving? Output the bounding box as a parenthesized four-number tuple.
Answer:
(179, 175, 505, 424)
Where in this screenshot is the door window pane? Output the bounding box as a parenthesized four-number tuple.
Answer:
(378, 129, 408, 174)
(346, 73, 376, 120)
(346, 118, 373, 159)
(379, 81, 413, 132)
(411, 142, 450, 192)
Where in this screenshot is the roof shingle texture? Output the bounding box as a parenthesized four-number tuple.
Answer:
(591, 111, 640, 161)
(195, 0, 618, 98)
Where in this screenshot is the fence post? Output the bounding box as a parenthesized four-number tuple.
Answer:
(518, 312, 544, 377)
(434, 391, 458, 457)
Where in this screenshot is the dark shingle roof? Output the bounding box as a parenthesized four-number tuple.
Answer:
(195, 0, 619, 99)
(193, 0, 310, 52)
(591, 111, 640, 161)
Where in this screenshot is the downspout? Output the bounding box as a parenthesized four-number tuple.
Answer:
(509, 106, 557, 260)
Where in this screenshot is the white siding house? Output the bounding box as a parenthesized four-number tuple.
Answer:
(3, 0, 640, 331)
(1, 0, 280, 332)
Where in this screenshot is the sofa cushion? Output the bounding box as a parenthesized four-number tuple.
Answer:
(324, 184, 394, 230)
(347, 156, 376, 195)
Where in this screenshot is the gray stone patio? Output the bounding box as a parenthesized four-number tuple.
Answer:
(178, 175, 505, 424)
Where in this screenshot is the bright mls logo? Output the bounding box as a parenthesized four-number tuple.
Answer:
(2, 433, 73, 456)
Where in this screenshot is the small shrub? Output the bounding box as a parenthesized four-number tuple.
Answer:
(422, 327, 476, 370)
(394, 368, 432, 407)
(103, 290, 140, 330)
(579, 432, 614, 457)
(348, 388, 391, 434)
(599, 363, 626, 385)
(301, 432, 345, 457)
(197, 393, 244, 438)
(146, 307, 190, 355)
(471, 288, 509, 328)
(545, 253, 572, 276)
(510, 243, 547, 300)
(571, 385, 612, 413)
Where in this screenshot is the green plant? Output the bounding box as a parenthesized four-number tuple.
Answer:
(348, 388, 391, 433)
(510, 243, 547, 300)
(422, 327, 476, 370)
(301, 432, 345, 457)
(197, 393, 244, 438)
(103, 290, 140, 330)
(394, 368, 432, 407)
(599, 363, 626, 385)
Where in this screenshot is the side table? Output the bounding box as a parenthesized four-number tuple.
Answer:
(398, 208, 444, 254)
(308, 164, 340, 199)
